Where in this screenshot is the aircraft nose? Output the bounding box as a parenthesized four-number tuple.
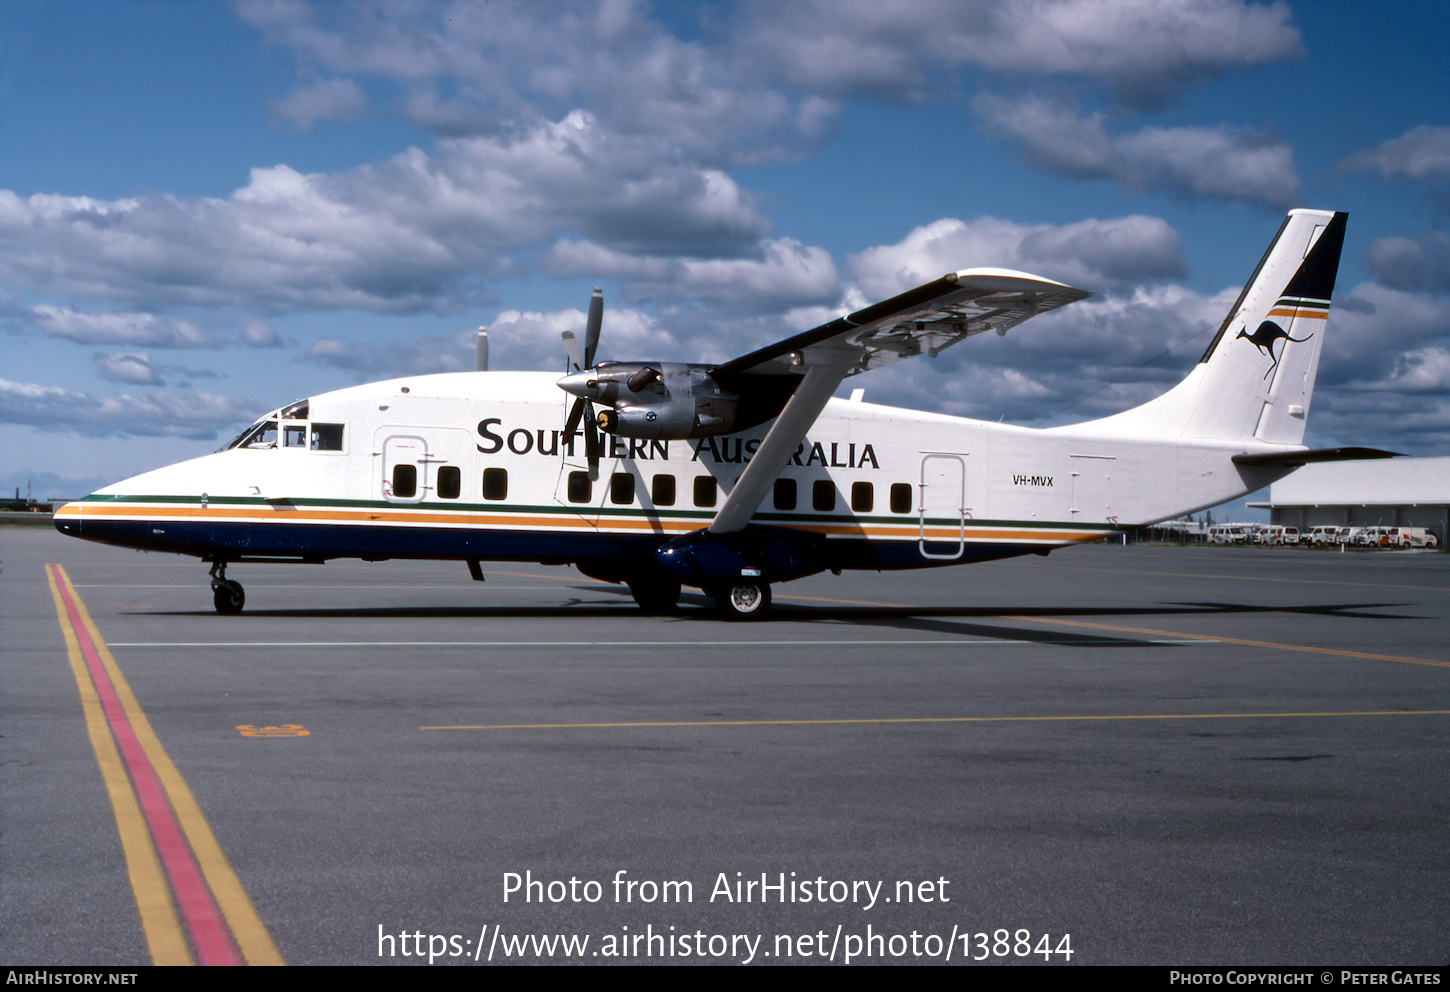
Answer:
(557, 371, 597, 400)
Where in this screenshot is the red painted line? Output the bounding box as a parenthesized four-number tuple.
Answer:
(50, 565, 243, 966)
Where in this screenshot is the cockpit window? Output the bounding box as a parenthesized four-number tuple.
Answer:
(280, 399, 309, 420)
(311, 423, 344, 451)
(283, 424, 308, 448)
(239, 421, 278, 449)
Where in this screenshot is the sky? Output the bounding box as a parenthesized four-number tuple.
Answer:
(2, 0, 1448, 521)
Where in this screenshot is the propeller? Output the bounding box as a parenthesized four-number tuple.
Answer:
(561, 287, 605, 478)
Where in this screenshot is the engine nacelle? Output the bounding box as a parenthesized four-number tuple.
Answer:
(561, 362, 745, 439)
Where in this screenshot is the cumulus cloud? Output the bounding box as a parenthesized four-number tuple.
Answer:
(238, 0, 839, 167)
(240, 318, 283, 348)
(848, 214, 1187, 299)
(1320, 282, 1450, 386)
(305, 331, 476, 381)
(239, 0, 1303, 150)
(1349, 347, 1450, 393)
(489, 304, 680, 370)
(974, 92, 1300, 207)
(737, 0, 1302, 109)
(1364, 232, 1450, 294)
(94, 352, 163, 386)
(272, 77, 369, 129)
(1341, 125, 1450, 183)
(544, 236, 840, 312)
(0, 378, 260, 439)
(0, 113, 770, 314)
(790, 271, 1236, 429)
(30, 306, 215, 347)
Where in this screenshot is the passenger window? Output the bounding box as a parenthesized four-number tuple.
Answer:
(851, 481, 873, 513)
(437, 466, 461, 499)
(774, 478, 797, 511)
(812, 480, 836, 512)
(651, 474, 675, 506)
(693, 476, 717, 508)
(283, 424, 308, 448)
(568, 471, 592, 503)
(392, 464, 417, 499)
(890, 483, 913, 514)
(311, 423, 344, 450)
(610, 473, 635, 505)
(483, 468, 508, 500)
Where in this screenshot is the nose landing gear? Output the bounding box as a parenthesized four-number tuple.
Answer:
(209, 562, 245, 615)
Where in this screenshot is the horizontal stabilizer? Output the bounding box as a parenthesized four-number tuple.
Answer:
(1232, 446, 1402, 468)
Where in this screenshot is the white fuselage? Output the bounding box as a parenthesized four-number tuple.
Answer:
(54, 370, 1285, 571)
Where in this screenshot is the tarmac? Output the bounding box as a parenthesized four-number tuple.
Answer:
(3, 525, 1447, 965)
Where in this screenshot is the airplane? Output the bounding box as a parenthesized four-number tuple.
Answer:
(53, 208, 1391, 619)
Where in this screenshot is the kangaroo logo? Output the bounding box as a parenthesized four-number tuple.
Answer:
(1237, 320, 1311, 379)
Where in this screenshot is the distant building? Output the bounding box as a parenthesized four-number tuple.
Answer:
(1253, 457, 1450, 543)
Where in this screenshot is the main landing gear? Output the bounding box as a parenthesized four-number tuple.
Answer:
(209, 562, 245, 615)
(627, 575, 682, 614)
(711, 580, 771, 620)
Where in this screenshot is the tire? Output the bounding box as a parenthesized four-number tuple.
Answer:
(715, 581, 771, 620)
(628, 576, 681, 613)
(213, 580, 245, 615)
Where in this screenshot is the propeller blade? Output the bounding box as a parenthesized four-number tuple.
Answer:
(563, 395, 587, 437)
(561, 330, 584, 371)
(583, 287, 603, 369)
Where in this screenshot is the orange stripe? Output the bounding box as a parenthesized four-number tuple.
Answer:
(1267, 308, 1329, 319)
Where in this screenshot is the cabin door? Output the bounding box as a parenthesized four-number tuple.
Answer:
(380, 433, 431, 503)
(1069, 454, 1116, 524)
(918, 453, 968, 560)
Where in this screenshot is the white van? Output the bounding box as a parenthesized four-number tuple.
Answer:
(1379, 527, 1439, 548)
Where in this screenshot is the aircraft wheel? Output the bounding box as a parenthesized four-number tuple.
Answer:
(628, 576, 681, 614)
(213, 580, 245, 615)
(714, 581, 770, 620)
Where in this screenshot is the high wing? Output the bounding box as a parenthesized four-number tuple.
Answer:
(713, 268, 1090, 378)
(706, 268, 1091, 534)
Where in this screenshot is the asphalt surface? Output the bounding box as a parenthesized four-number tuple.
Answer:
(4, 525, 1447, 966)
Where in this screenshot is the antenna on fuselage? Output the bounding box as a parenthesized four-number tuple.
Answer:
(475, 326, 489, 371)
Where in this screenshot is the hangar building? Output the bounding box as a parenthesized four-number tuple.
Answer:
(1255, 456, 1450, 543)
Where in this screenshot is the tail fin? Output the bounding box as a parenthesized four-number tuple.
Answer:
(1077, 209, 1346, 445)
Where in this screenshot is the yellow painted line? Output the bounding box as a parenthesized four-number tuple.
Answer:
(779, 593, 1449, 668)
(423, 709, 1450, 731)
(1267, 308, 1329, 319)
(49, 565, 285, 966)
(48, 567, 193, 966)
(1003, 615, 1450, 669)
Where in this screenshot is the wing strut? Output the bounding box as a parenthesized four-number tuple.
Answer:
(708, 355, 856, 535)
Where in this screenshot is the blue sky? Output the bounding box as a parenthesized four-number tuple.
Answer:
(2, 0, 1448, 519)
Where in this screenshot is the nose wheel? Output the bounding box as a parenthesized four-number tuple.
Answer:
(209, 563, 245, 615)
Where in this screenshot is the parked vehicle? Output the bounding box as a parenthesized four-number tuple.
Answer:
(1378, 527, 1439, 548)
(1254, 525, 1299, 546)
(1208, 524, 1255, 545)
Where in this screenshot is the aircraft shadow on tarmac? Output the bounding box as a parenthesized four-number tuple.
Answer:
(134, 588, 1419, 649)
